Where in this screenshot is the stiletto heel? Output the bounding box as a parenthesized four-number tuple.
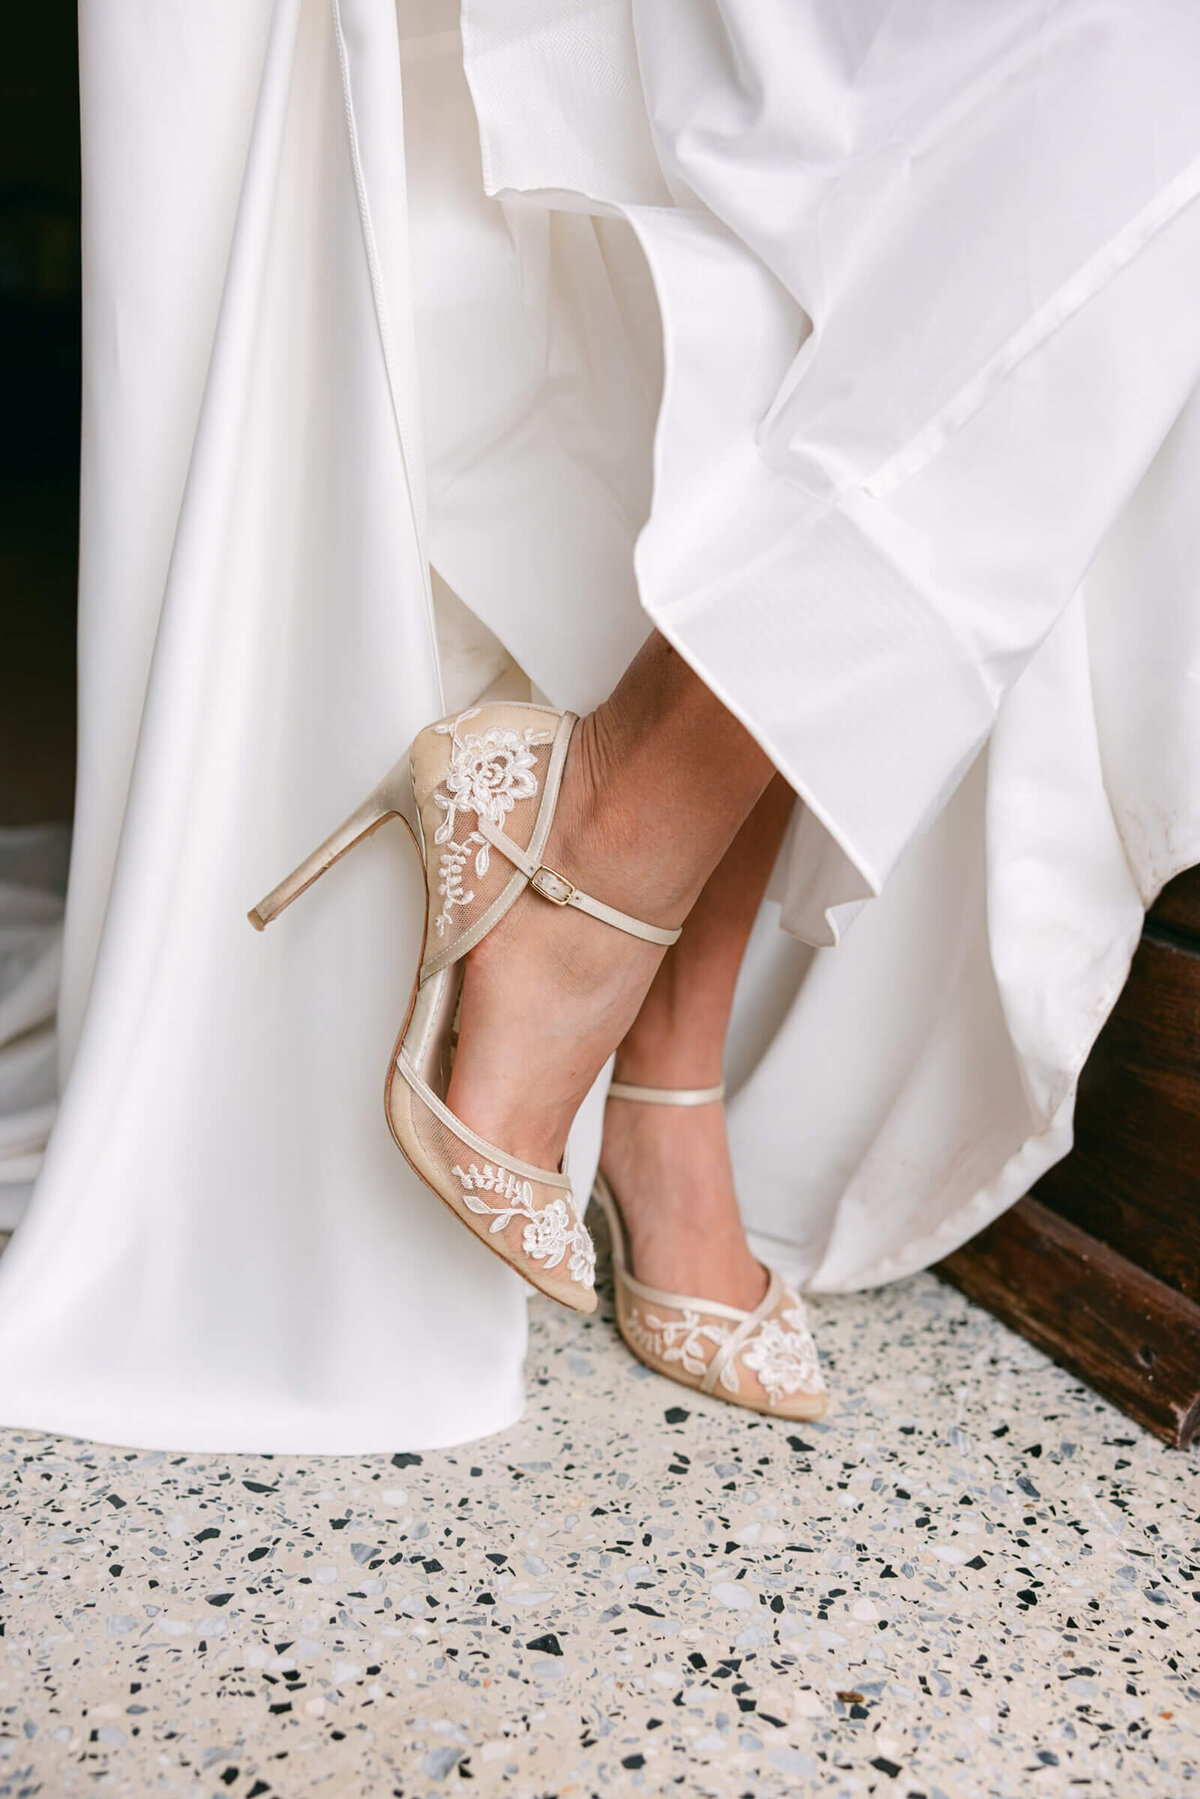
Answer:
(593, 1082, 827, 1416)
(247, 760, 420, 931)
(249, 702, 683, 1314)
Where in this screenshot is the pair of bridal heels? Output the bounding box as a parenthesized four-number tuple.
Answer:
(249, 700, 826, 1420)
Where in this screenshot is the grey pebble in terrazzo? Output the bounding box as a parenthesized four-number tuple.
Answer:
(0, 1228, 1198, 1798)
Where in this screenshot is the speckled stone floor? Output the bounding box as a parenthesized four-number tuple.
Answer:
(2, 1242, 1198, 1798)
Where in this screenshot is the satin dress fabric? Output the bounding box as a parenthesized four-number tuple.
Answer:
(0, 0, 1197, 1450)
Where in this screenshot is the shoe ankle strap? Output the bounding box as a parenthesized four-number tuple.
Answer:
(474, 818, 682, 947)
(607, 1079, 725, 1105)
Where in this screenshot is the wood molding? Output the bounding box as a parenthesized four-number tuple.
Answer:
(938, 882, 1200, 1448)
(939, 1197, 1200, 1448)
(1149, 865, 1200, 937)
(1033, 934, 1200, 1303)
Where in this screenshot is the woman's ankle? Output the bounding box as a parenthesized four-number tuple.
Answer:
(611, 1038, 725, 1093)
(551, 638, 776, 926)
(611, 976, 731, 1092)
(599, 1098, 768, 1308)
(547, 711, 699, 930)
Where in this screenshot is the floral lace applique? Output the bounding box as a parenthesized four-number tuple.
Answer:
(739, 1293, 824, 1402)
(624, 1289, 824, 1403)
(453, 1161, 595, 1289)
(622, 1304, 735, 1386)
(431, 710, 553, 935)
(566, 1224, 596, 1290)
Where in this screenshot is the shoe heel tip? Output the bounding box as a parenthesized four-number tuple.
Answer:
(247, 906, 268, 932)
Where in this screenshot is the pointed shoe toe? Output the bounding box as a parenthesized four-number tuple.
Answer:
(594, 1173, 828, 1418)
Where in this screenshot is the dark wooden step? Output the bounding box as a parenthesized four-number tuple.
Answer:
(1033, 934, 1200, 1303)
(937, 872, 1200, 1448)
(939, 1198, 1200, 1448)
(1149, 864, 1200, 939)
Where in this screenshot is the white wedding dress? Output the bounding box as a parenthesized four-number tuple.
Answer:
(1, 0, 1198, 1451)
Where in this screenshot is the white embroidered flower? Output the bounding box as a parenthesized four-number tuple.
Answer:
(452, 1162, 593, 1287)
(433, 714, 546, 843)
(430, 712, 552, 932)
(740, 1297, 823, 1402)
(568, 1225, 596, 1289)
(521, 1198, 572, 1268)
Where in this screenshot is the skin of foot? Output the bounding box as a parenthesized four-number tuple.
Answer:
(443, 636, 776, 1268)
(599, 1093, 769, 1311)
(597, 775, 796, 1312)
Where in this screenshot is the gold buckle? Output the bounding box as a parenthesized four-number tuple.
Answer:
(530, 865, 575, 906)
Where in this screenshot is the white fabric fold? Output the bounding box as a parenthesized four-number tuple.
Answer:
(0, 0, 526, 1453)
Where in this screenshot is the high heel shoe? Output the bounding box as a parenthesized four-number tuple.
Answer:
(248, 703, 681, 1314)
(592, 1080, 827, 1415)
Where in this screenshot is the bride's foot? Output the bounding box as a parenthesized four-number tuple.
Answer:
(599, 1082, 768, 1311)
(443, 635, 776, 1275)
(444, 714, 669, 1175)
(590, 773, 799, 1310)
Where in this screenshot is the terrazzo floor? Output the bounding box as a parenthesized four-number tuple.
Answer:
(1, 1241, 1197, 1798)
